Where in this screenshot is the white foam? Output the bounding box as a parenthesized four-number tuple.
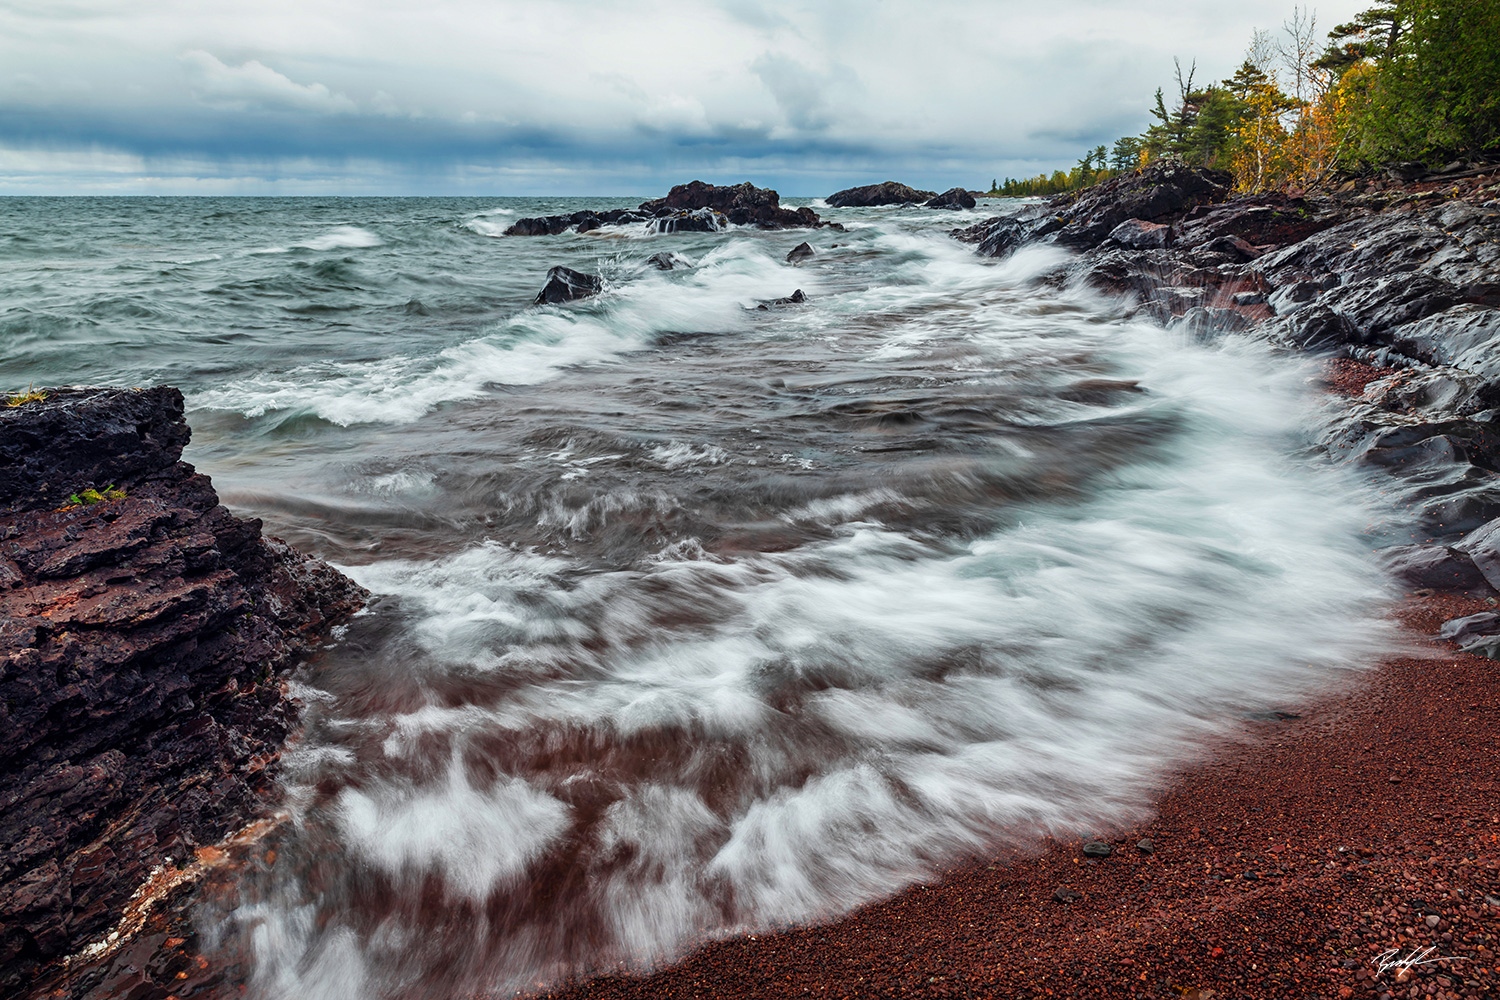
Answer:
(231, 213, 1406, 998)
(250, 225, 384, 255)
(649, 441, 730, 470)
(298, 226, 384, 251)
(337, 756, 571, 902)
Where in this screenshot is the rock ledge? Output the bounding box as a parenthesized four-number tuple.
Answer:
(0, 387, 366, 993)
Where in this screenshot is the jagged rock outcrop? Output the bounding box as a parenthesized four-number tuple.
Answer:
(0, 387, 366, 993)
(826, 181, 937, 208)
(925, 188, 976, 210)
(506, 181, 834, 236)
(953, 159, 1500, 550)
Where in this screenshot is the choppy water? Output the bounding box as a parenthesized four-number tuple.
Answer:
(0, 196, 1402, 998)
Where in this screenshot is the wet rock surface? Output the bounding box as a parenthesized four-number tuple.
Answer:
(956, 160, 1500, 565)
(536, 265, 604, 304)
(506, 180, 835, 236)
(0, 387, 366, 995)
(826, 181, 937, 207)
(925, 187, 976, 210)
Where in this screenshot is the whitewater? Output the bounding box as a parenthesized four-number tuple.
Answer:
(0, 195, 1403, 998)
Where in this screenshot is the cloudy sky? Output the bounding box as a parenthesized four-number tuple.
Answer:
(0, 0, 1364, 196)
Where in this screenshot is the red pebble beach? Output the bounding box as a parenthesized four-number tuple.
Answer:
(541, 594, 1500, 1000)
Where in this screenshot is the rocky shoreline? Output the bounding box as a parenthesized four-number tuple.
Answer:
(0, 387, 365, 995)
(7, 164, 1500, 998)
(959, 161, 1500, 586)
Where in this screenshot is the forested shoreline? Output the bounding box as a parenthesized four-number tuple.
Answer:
(989, 0, 1499, 198)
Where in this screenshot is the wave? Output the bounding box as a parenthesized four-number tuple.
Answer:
(233, 277, 1402, 999)
(253, 226, 385, 254)
(192, 242, 817, 426)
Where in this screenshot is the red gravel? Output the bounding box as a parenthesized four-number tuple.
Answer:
(1323, 358, 1405, 399)
(541, 592, 1500, 1000)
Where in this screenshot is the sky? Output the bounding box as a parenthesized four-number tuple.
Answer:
(0, 0, 1368, 196)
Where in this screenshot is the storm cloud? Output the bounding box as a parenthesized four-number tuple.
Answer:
(0, 0, 1366, 194)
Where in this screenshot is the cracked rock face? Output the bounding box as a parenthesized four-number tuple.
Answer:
(0, 387, 366, 993)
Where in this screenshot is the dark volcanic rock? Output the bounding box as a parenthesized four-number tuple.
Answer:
(948, 159, 1500, 545)
(647, 208, 727, 234)
(0, 387, 365, 992)
(786, 241, 815, 262)
(0, 389, 191, 515)
(505, 216, 574, 237)
(957, 161, 1232, 261)
(1107, 218, 1172, 249)
(502, 182, 828, 235)
(535, 266, 603, 304)
(504, 208, 648, 236)
(756, 289, 807, 309)
(1377, 544, 1491, 592)
(925, 188, 976, 210)
(640, 180, 822, 229)
(1174, 195, 1348, 248)
(1456, 517, 1500, 591)
(1048, 161, 1232, 248)
(826, 181, 938, 208)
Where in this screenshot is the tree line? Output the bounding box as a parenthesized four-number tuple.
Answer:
(986, 0, 1499, 197)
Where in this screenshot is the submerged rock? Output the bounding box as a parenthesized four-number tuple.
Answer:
(535, 265, 603, 304)
(756, 289, 807, 310)
(0, 387, 366, 991)
(647, 251, 692, 271)
(826, 181, 938, 208)
(786, 241, 815, 262)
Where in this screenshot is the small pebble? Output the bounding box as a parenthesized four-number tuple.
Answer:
(1136, 839, 1155, 855)
(1425, 914, 1441, 928)
(1081, 842, 1113, 858)
(1052, 887, 1082, 902)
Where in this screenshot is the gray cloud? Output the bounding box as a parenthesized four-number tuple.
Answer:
(0, 0, 1372, 194)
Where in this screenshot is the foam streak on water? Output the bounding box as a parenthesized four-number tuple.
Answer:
(0, 196, 1401, 999)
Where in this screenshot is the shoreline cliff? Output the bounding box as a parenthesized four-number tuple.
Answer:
(0, 387, 366, 995)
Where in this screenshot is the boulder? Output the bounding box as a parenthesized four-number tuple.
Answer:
(786, 241, 815, 262)
(1438, 611, 1500, 642)
(826, 181, 938, 208)
(1457, 517, 1500, 590)
(1377, 543, 1491, 592)
(505, 216, 573, 236)
(535, 266, 603, 304)
(926, 188, 976, 210)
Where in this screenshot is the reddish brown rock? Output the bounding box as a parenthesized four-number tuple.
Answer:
(0, 387, 365, 994)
